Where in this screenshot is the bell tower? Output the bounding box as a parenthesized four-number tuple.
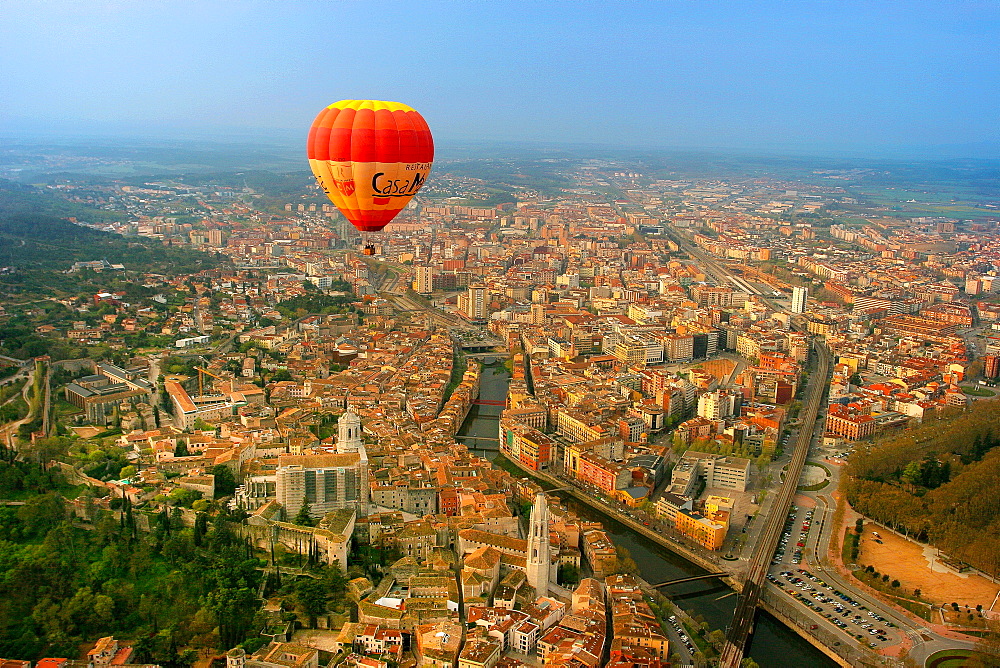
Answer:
(337, 407, 362, 453)
(526, 491, 550, 598)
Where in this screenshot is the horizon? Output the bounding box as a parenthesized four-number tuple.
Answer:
(4, 131, 1000, 168)
(2, 1, 999, 160)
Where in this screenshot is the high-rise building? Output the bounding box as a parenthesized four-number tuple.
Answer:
(414, 265, 434, 294)
(465, 284, 488, 320)
(697, 389, 740, 420)
(791, 286, 808, 314)
(985, 354, 1000, 380)
(526, 492, 550, 598)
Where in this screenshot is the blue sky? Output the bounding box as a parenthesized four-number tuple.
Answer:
(1, 1, 998, 155)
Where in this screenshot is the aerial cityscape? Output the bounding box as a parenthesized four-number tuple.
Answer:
(1, 2, 998, 668)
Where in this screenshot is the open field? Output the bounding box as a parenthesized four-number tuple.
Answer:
(858, 526, 1000, 613)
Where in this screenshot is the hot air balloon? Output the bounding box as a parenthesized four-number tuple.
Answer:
(307, 99, 434, 255)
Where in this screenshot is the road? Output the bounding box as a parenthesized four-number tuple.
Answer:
(0, 364, 36, 449)
(745, 376, 977, 665)
(720, 340, 831, 667)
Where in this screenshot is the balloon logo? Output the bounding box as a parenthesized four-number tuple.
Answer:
(307, 100, 434, 235)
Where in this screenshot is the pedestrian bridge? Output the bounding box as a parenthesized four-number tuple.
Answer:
(651, 572, 729, 587)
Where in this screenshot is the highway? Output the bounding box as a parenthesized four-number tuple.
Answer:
(720, 340, 831, 667)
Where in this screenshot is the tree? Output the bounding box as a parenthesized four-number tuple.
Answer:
(207, 585, 258, 648)
(293, 503, 314, 527)
(192, 499, 211, 513)
(17, 493, 66, 537)
(168, 487, 201, 508)
(611, 546, 639, 575)
(193, 512, 208, 547)
(296, 577, 328, 627)
(210, 464, 237, 497)
(120, 465, 137, 479)
(558, 563, 580, 585)
(174, 439, 189, 457)
(971, 620, 1000, 667)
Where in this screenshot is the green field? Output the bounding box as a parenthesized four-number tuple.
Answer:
(962, 386, 996, 398)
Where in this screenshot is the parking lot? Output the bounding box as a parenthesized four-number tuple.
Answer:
(767, 505, 902, 650)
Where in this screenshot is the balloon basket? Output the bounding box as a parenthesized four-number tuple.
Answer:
(362, 244, 376, 256)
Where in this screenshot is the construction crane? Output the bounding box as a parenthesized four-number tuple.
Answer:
(195, 366, 225, 398)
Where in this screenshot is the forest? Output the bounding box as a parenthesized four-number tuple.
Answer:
(0, 445, 356, 665)
(842, 400, 1000, 576)
(0, 180, 226, 275)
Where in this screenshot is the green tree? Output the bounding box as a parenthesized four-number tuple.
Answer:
(193, 512, 208, 547)
(293, 503, 314, 527)
(296, 577, 328, 627)
(558, 563, 580, 585)
(16, 492, 65, 537)
(210, 464, 237, 497)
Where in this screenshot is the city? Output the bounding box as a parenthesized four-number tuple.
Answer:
(2, 2, 999, 668)
(0, 146, 998, 668)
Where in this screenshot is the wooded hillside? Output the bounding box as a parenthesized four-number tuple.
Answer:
(843, 401, 1000, 576)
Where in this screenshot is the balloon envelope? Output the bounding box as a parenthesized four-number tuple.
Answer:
(307, 100, 434, 233)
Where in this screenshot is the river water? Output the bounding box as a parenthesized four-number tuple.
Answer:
(457, 365, 835, 668)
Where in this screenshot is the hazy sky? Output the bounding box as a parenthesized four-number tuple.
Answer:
(2, 1, 998, 155)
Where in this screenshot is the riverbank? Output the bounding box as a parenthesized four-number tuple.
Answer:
(458, 366, 835, 667)
(496, 452, 730, 582)
(759, 597, 852, 668)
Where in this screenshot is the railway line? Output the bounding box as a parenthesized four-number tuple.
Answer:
(719, 340, 831, 667)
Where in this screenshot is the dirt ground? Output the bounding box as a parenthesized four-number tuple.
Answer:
(858, 525, 1000, 612)
(292, 628, 342, 651)
(697, 358, 737, 380)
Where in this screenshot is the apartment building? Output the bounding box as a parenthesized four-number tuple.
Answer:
(675, 508, 728, 550)
(671, 450, 750, 493)
(790, 286, 808, 314)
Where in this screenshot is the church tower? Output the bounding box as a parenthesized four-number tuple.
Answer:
(336, 407, 369, 515)
(526, 491, 550, 598)
(337, 407, 362, 453)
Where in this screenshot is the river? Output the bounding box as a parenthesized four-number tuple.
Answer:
(457, 364, 835, 668)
